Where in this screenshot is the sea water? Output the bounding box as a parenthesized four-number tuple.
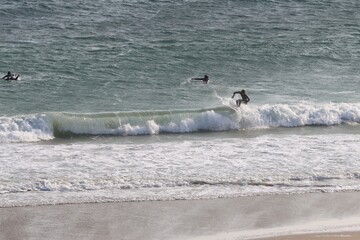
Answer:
(1, 0, 360, 207)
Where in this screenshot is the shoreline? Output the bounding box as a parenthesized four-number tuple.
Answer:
(1, 192, 360, 240)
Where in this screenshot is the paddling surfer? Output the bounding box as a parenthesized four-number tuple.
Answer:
(2, 71, 20, 81)
(192, 75, 209, 84)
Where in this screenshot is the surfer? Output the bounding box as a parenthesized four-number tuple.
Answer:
(192, 75, 209, 84)
(2, 71, 20, 81)
(232, 89, 250, 107)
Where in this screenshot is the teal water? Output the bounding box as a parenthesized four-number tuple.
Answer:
(1, 0, 360, 207)
(1, 0, 360, 115)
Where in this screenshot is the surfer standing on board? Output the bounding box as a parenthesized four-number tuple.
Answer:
(2, 71, 20, 81)
(192, 75, 209, 84)
(232, 89, 250, 107)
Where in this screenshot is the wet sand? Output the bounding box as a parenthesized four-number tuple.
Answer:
(1, 192, 360, 240)
(261, 232, 360, 240)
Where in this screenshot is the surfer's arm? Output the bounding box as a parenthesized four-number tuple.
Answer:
(232, 92, 240, 98)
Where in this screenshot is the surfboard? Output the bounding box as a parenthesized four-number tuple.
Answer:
(229, 101, 240, 111)
(4, 74, 20, 81)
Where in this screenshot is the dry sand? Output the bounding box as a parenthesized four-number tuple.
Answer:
(1, 192, 360, 240)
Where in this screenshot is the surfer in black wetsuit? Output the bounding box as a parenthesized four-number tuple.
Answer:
(232, 89, 250, 107)
(2, 71, 20, 81)
(192, 75, 209, 84)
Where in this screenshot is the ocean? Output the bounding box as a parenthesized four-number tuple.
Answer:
(1, 0, 360, 207)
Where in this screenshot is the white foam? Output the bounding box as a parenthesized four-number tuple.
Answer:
(1, 133, 360, 206)
(239, 102, 360, 128)
(0, 114, 53, 143)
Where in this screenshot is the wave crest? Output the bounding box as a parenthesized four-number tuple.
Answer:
(1, 102, 359, 142)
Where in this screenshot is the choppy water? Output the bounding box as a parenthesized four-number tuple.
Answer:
(1, 0, 360, 207)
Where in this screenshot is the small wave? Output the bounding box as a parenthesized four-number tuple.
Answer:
(1, 102, 360, 142)
(52, 102, 360, 137)
(51, 107, 239, 137)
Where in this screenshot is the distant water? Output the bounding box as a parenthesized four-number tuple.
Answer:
(1, 0, 360, 207)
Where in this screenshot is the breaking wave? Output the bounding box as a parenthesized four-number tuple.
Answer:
(1, 102, 359, 142)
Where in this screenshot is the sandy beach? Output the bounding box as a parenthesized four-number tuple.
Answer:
(1, 192, 360, 240)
